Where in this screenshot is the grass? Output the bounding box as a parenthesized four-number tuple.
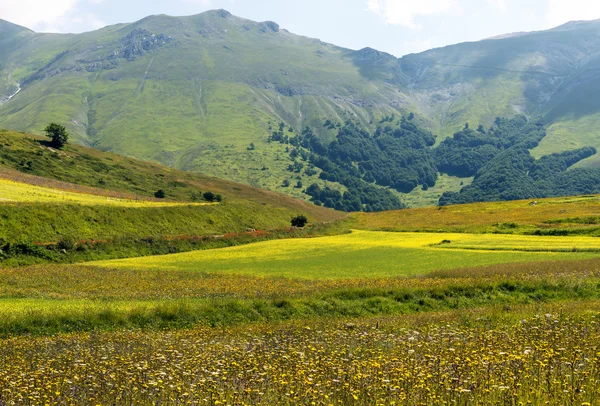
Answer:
(91, 230, 598, 279)
(0, 202, 320, 244)
(0, 128, 343, 265)
(401, 173, 472, 208)
(431, 233, 600, 252)
(0, 255, 600, 336)
(350, 193, 600, 234)
(0, 178, 211, 207)
(2, 301, 600, 404)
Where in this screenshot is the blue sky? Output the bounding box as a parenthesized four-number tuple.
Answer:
(1, 0, 600, 56)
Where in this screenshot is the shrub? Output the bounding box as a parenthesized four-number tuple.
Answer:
(291, 215, 308, 227)
(203, 191, 215, 202)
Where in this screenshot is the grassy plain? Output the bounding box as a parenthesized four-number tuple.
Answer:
(92, 230, 598, 279)
(2, 221, 600, 403)
(1, 128, 600, 404)
(1, 255, 600, 337)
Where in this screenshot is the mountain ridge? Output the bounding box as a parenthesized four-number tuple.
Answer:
(2, 10, 600, 206)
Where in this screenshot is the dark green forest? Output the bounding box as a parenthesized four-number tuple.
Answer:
(271, 115, 600, 211)
(439, 119, 599, 205)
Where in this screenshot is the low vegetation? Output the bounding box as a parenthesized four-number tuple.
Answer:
(0, 129, 339, 221)
(2, 273, 600, 403)
(350, 193, 600, 235)
(92, 230, 596, 278)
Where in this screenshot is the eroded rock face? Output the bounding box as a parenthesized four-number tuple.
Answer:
(259, 21, 280, 33)
(119, 29, 172, 61)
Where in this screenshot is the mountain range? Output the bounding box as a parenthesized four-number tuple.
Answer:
(1, 10, 600, 206)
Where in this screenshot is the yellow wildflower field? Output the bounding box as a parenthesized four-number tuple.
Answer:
(0, 178, 210, 207)
(1, 301, 599, 405)
(93, 230, 600, 278)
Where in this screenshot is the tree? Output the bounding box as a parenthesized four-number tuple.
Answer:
(247, 143, 255, 150)
(154, 189, 166, 199)
(291, 215, 308, 227)
(295, 180, 303, 189)
(44, 123, 69, 149)
(203, 191, 215, 202)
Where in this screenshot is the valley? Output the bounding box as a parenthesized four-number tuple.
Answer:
(2, 6, 600, 404)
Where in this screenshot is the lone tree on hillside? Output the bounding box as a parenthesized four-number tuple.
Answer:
(154, 189, 166, 199)
(44, 123, 69, 149)
(203, 191, 215, 202)
(291, 215, 308, 228)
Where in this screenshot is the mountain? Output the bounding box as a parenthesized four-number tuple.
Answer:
(1, 11, 600, 206)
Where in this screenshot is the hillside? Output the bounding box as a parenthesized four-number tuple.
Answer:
(0, 129, 338, 217)
(2, 12, 600, 205)
(0, 129, 342, 264)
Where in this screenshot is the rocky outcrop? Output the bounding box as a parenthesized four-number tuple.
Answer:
(118, 29, 172, 61)
(259, 21, 280, 33)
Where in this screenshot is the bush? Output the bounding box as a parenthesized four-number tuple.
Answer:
(57, 237, 75, 251)
(154, 189, 166, 199)
(291, 215, 308, 227)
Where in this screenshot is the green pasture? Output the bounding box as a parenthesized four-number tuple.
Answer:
(92, 230, 599, 279)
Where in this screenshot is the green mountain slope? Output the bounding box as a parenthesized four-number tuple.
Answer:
(398, 19, 600, 165)
(2, 11, 600, 205)
(0, 11, 414, 200)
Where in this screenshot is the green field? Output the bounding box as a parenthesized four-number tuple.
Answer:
(93, 230, 599, 278)
(4, 222, 600, 403)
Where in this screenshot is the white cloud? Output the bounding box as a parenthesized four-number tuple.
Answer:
(366, 0, 459, 29)
(0, 0, 106, 33)
(545, 0, 600, 27)
(0, 0, 78, 30)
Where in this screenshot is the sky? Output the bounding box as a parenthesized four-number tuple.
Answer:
(1, 0, 600, 56)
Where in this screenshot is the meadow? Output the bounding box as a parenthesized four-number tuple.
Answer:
(2, 227, 600, 402)
(93, 230, 599, 278)
(2, 301, 600, 404)
(350, 194, 600, 234)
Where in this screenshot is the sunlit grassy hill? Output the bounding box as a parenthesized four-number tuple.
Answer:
(0, 129, 341, 264)
(0, 128, 338, 217)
